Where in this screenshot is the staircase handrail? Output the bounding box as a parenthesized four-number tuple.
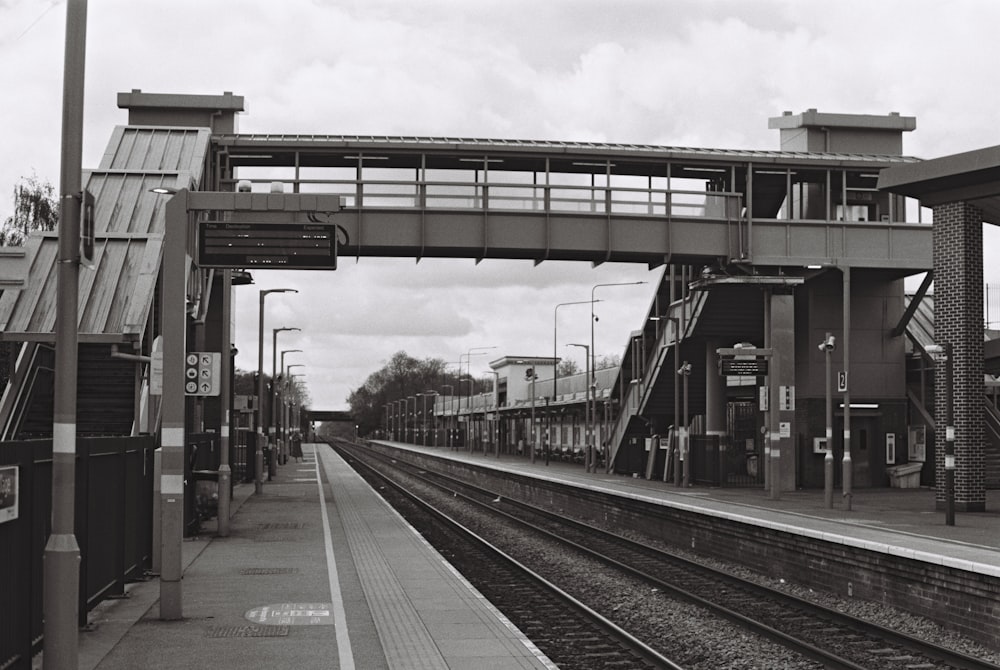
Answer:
(606, 291, 705, 468)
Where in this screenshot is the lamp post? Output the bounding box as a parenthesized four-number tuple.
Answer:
(418, 391, 439, 446)
(271, 329, 300, 473)
(285, 362, 304, 449)
(462, 347, 496, 413)
(567, 343, 591, 470)
(396, 399, 405, 441)
(288, 372, 305, 441)
(459, 376, 474, 450)
(407, 396, 416, 443)
(591, 281, 646, 469)
(927, 343, 955, 525)
(820, 333, 836, 508)
(279, 351, 302, 464)
(679, 361, 692, 487)
(525, 367, 538, 463)
(257, 289, 297, 494)
(46, 0, 87, 660)
(441, 384, 454, 449)
(482, 371, 499, 457)
(553, 300, 600, 466)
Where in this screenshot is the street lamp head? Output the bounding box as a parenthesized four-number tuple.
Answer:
(818, 335, 836, 352)
(262, 287, 298, 297)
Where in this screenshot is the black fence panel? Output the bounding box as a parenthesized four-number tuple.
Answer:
(0, 441, 45, 670)
(690, 434, 721, 486)
(0, 436, 156, 669)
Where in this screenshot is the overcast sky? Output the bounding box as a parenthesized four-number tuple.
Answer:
(3, 0, 1000, 410)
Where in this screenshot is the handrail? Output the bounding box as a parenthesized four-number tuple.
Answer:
(606, 293, 706, 468)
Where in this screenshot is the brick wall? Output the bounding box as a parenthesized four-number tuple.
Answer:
(932, 202, 986, 510)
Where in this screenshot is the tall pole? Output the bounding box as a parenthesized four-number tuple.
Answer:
(929, 343, 956, 525)
(842, 267, 852, 510)
(160, 190, 189, 620)
(567, 344, 591, 470)
(408, 396, 416, 443)
(217, 271, 233, 537)
(822, 333, 835, 509)
(528, 370, 537, 463)
(271, 328, 300, 475)
(442, 385, 454, 449)
(591, 282, 646, 471)
(46, 0, 87, 663)
(281, 353, 303, 462)
(421, 393, 428, 446)
(256, 290, 296, 494)
(680, 361, 691, 487)
(553, 300, 599, 466)
(944, 341, 955, 526)
(670, 317, 681, 484)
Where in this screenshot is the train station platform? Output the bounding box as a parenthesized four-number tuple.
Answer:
(375, 441, 1000, 578)
(64, 443, 555, 670)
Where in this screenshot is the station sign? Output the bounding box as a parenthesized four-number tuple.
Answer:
(719, 358, 768, 376)
(0, 465, 18, 524)
(198, 220, 337, 269)
(185, 352, 221, 396)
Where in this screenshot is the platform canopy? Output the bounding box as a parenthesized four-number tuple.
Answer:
(878, 144, 1000, 224)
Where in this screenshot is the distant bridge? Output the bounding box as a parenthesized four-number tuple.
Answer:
(304, 409, 354, 423)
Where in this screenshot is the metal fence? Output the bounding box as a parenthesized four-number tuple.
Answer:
(0, 435, 155, 670)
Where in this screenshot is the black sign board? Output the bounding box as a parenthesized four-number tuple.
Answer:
(720, 358, 768, 376)
(0, 465, 18, 524)
(198, 221, 337, 269)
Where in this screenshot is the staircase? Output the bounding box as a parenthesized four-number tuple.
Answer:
(607, 292, 706, 468)
(984, 399, 1000, 488)
(0, 342, 138, 439)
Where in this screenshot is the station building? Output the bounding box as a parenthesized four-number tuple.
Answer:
(0, 90, 995, 516)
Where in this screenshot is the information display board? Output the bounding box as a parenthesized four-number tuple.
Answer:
(198, 221, 337, 269)
(720, 358, 768, 376)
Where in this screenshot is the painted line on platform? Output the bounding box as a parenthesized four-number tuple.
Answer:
(314, 444, 355, 669)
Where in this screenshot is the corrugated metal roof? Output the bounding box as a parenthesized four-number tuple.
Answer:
(904, 294, 935, 354)
(215, 133, 922, 167)
(0, 126, 211, 342)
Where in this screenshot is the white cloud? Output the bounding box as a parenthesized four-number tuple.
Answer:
(5, 0, 1000, 408)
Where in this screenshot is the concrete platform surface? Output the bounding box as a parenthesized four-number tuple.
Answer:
(51, 443, 553, 670)
(377, 441, 1000, 577)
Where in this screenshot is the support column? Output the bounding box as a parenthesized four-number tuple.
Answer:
(705, 337, 727, 473)
(160, 189, 189, 619)
(932, 202, 986, 511)
(768, 291, 796, 496)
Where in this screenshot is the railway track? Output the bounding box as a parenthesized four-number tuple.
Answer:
(333, 440, 1000, 670)
(333, 440, 682, 669)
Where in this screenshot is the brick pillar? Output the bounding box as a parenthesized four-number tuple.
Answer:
(932, 201, 985, 511)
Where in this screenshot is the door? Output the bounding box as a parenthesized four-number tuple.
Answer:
(834, 415, 877, 488)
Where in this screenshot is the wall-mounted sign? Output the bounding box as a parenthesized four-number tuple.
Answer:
(720, 358, 768, 376)
(0, 466, 18, 524)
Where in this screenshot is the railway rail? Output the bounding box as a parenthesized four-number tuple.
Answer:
(331, 440, 681, 669)
(332, 440, 1000, 670)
